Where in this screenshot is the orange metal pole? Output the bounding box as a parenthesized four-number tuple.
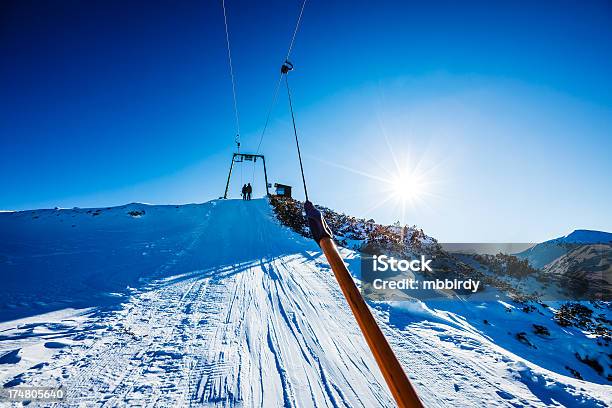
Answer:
(319, 237, 425, 408)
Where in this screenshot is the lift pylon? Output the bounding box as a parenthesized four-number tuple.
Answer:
(223, 153, 270, 199)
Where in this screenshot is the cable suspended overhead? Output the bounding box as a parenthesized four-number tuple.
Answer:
(221, 0, 241, 148)
(255, 0, 307, 156)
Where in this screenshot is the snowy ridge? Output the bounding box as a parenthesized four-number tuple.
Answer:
(0, 199, 610, 407)
(560, 230, 612, 244)
(517, 229, 612, 269)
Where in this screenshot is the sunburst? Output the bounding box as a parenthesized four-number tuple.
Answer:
(310, 141, 443, 228)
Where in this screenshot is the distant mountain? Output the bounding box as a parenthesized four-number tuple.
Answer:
(542, 243, 612, 300)
(560, 230, 612, 244)
(513, 230, 612, 301)
(517, 230, 612, 269)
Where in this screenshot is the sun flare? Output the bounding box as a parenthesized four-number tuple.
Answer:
(310, 136, 444, 226)
(389, 171, 426, 204)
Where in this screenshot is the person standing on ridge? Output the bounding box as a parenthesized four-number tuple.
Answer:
(246, 183, 252, 200)
(241, 184, 247, 200)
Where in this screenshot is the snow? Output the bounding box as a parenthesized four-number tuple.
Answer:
(0, 199, 610, 407)
(562, 230, 612, 244)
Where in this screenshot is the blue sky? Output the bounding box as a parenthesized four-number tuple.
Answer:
(1, 0, 611, 242)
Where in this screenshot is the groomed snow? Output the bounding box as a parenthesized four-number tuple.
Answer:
(0, 199, 609, 407)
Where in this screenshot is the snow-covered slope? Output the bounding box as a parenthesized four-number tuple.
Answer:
(0, 200, 610, 407)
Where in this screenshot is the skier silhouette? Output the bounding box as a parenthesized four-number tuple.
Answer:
(241, 184, 247, 200)
(246, 183, 252, 200)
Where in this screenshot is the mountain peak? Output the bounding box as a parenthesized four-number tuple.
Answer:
(560, 229, 612, 244)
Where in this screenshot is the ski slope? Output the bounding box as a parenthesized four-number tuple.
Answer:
(0, 199, 610, 407)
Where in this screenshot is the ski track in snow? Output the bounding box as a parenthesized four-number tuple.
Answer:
(0, 199, 610, 407)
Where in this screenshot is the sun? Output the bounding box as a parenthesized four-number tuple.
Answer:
(309, 137, 444, 226)
(390, 172, 426, 204)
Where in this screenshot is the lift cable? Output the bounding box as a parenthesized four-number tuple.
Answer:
(222, 0, 243, 187)
(285, 0, 307, 60)
(255, 0, 307, 157)
(222, 0, 241, 145)
(281, 62, 308, 201)
(252, 0, 307, 189)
